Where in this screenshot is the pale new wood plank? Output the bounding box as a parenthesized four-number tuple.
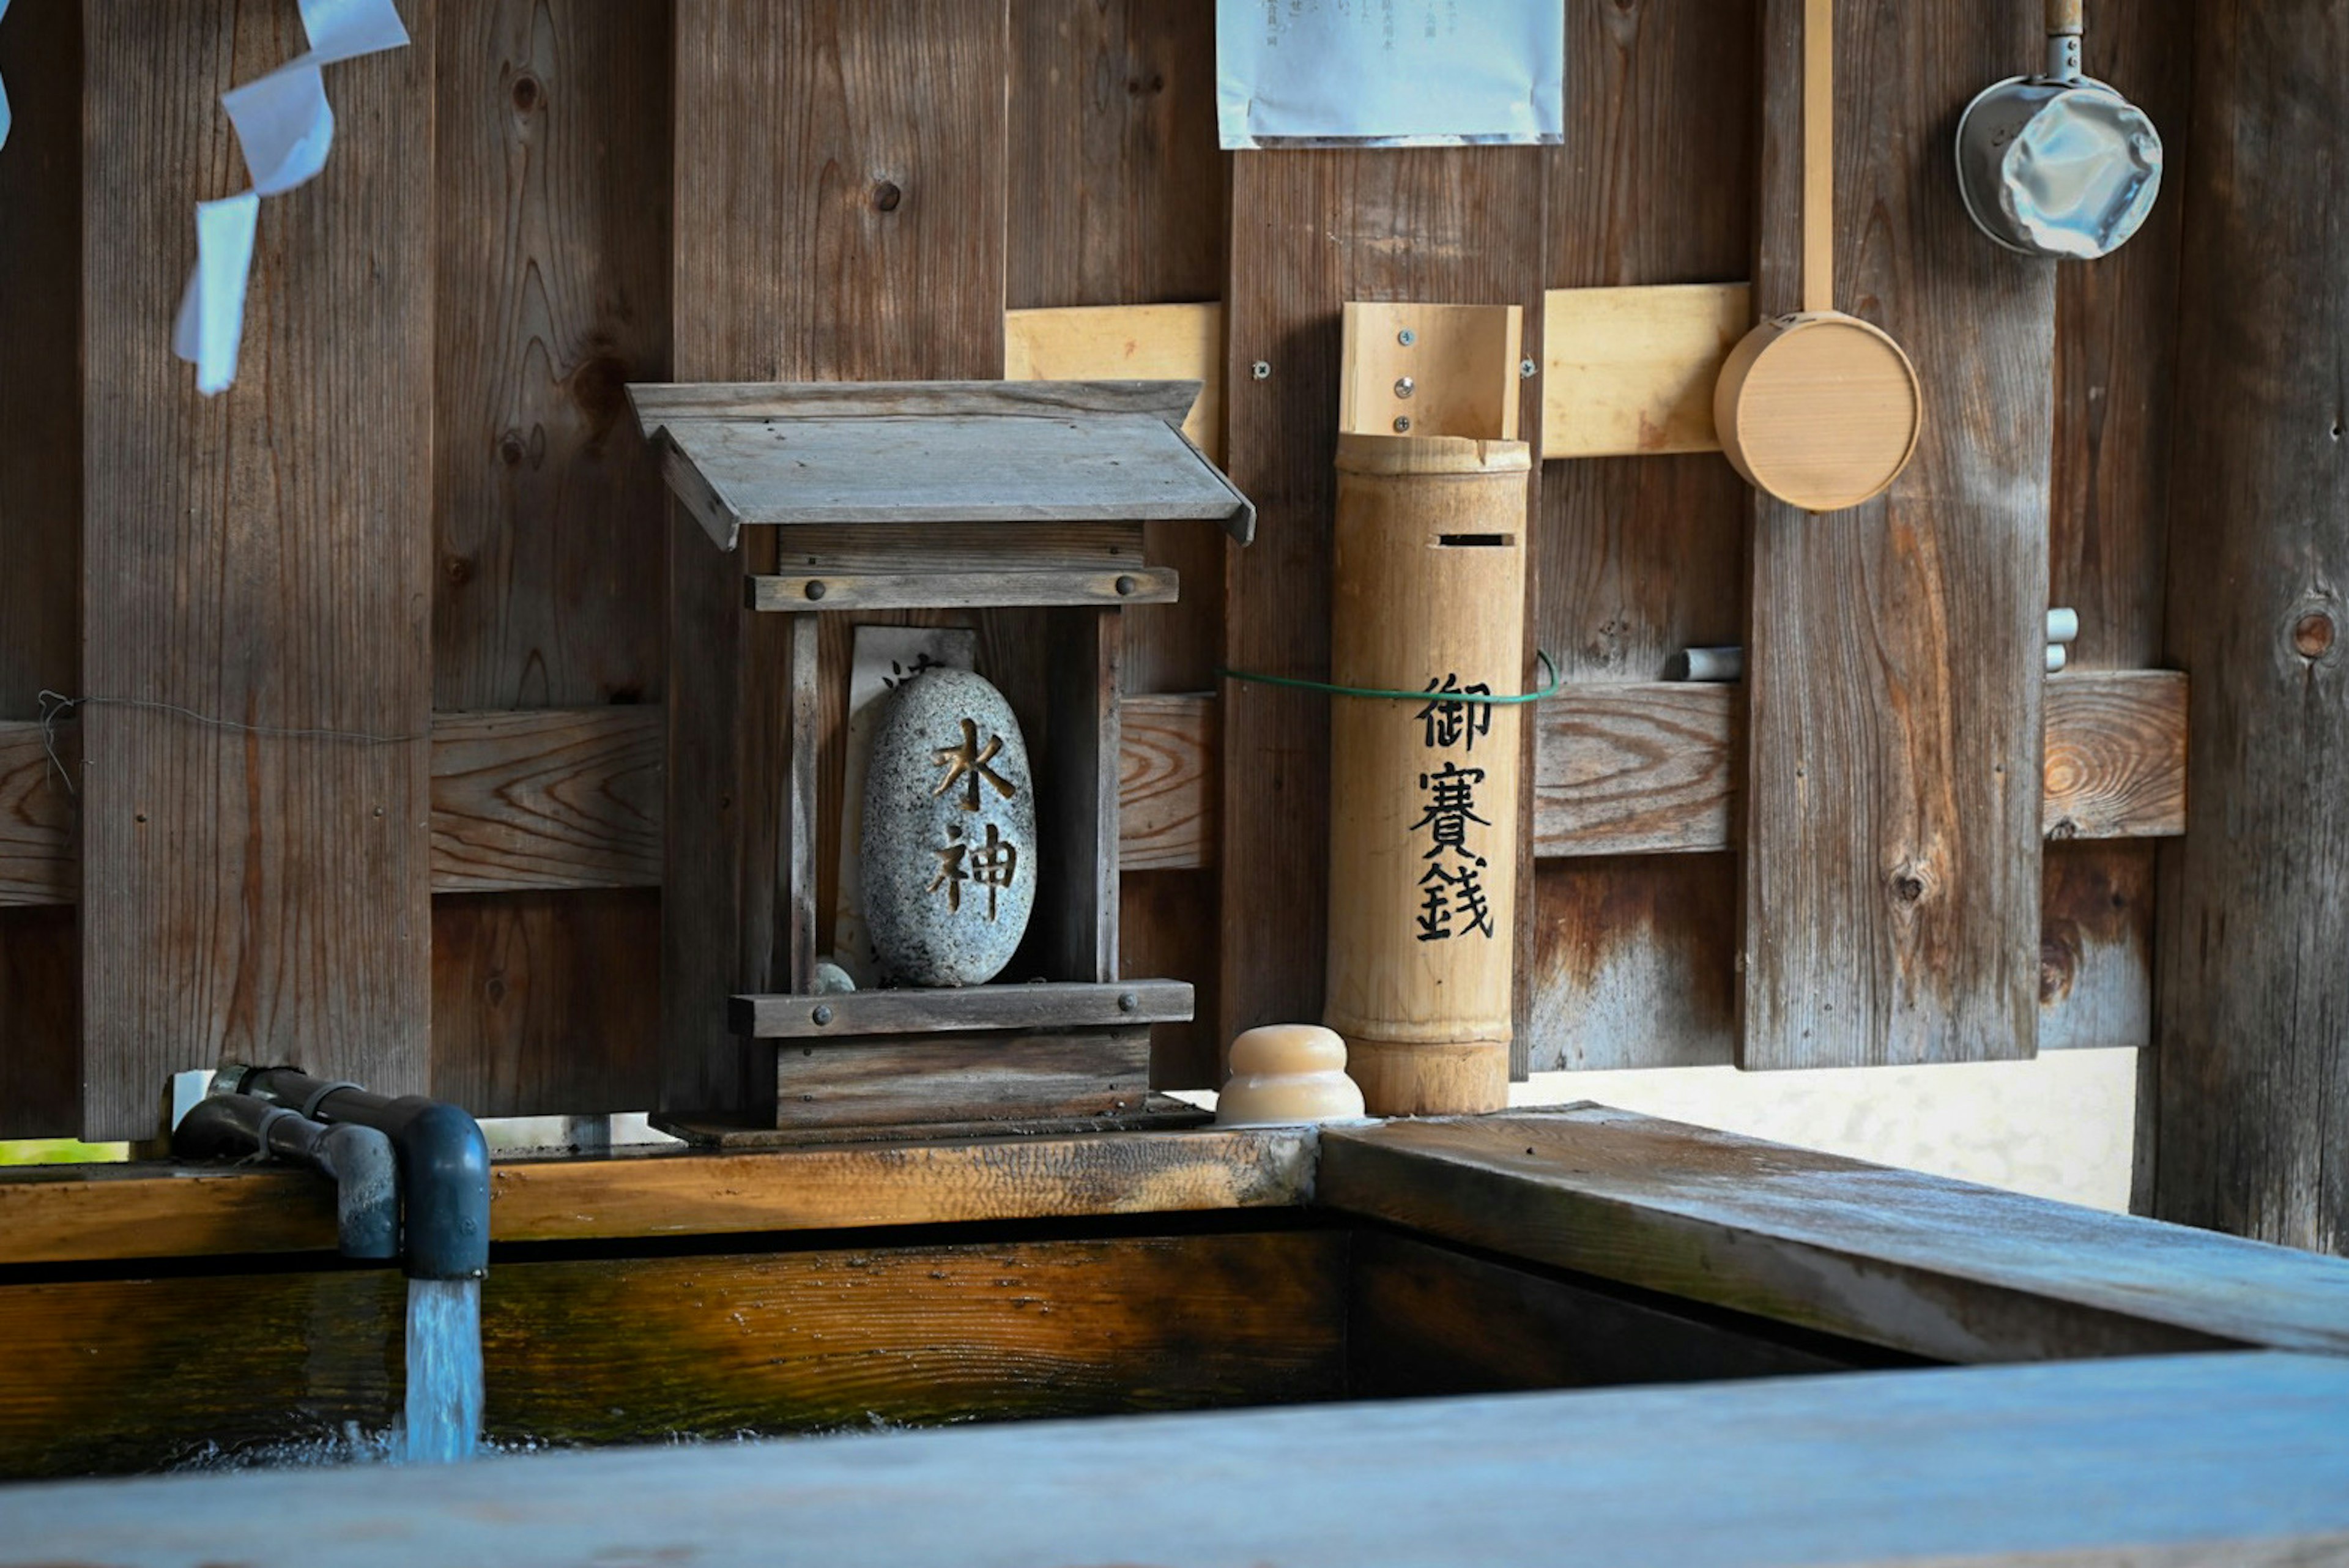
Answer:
(429, 707, 663, 893)
(10, 1353, 2349, 1566)
(0, 1126, 1316, 1265)
(1541, 283, 1750, 457)
(1338, 302, 1524, 442)
(78, 5, 436, 1140)
(746, 567, 1179, 612)
(732, 979, 1191, 1039)
(1005, 304, 1225, 462)
(1119, 693, 1215, 872)
(1321, 1109, 2349, 1361)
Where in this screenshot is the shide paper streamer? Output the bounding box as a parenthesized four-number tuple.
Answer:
(0, 0, 15, 152)
(172, 0, 410, 395)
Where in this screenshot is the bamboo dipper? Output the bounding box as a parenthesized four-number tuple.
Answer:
(1715, 0, 1922, 511)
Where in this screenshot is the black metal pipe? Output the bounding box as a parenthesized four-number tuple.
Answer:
(173, 1093, 399, 1262)
(229, 1067, 491, 1282)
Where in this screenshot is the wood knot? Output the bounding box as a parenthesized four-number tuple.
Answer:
(870, 179, 902, 213)
(511, 73, 541, 114)
(2293, 612, 2335, 660)
(1891, 872, 1928, 905)
(442, 554, 474, 588)
(2039, 926, 2079, 1003)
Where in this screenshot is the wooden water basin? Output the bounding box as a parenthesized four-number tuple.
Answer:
(1, 1106, 2343, 1490)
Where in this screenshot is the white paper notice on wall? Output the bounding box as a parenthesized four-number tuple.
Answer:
(1216, 0, 1564, 149)
(171, 0, 410, 396)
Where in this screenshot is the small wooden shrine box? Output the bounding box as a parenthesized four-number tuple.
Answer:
(630, 380, 1253, 1142)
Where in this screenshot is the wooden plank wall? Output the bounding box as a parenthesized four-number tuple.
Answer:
(78, 3, 436, 1142)
(1528, 0, 2186, 1073)
(0, 1, 2193, 1137)
(0, 0, 82, 1137)
(2150, 0, 2349, 1251)
(428, 0, 672, 1117)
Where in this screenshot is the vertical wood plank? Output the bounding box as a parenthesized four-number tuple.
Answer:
(1040, 610, 1121, 984)
(2042, 0, 2193, 1121)
(0, 0, 83, 1138)
(1738, 0, 2052, 1069)
(1221, 150, 1546, 1054)
(2050, 1, 2190, 674)
(429, 888, 660, 1119)
(428, 0, 675, 1119)
(1009, 2, 1225, 1085)
(666, 0, 1008, 1112)
(1525, 0, 1754, 1075)
(80, 2, 436, 1139)
(2153, 0, 2349, 1254)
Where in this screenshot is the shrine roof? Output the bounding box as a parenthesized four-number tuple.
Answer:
(629, 380, 1255, 551)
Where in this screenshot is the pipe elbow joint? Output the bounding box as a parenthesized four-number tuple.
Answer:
(386, 1099, 491, 1281)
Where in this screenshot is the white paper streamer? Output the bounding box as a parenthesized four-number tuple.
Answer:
(0, 0, 16, 153)
(173, 0, 409, 396)
(171, 193, 262, 396)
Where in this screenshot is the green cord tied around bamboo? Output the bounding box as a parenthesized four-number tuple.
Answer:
(1215, 650, 1561, 705)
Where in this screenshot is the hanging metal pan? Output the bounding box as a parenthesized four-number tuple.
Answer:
(1956, 0, 2162, 260)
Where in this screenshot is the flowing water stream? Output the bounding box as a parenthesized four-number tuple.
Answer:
(403, 1277, 484, 1463)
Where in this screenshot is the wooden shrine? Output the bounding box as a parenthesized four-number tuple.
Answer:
(629, 380, 1253, 1142)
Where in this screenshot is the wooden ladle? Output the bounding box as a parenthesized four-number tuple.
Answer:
(1715, 0, 1922, 513)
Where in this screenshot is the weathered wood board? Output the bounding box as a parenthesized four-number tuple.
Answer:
(1534, 672, 2186, 855)
(1739, 0, 2055, 1069)
(1321, 1110, 2349, 1362)
(662, 0, 1008, 1114)
(12, 1353, 2349, 1566)
(0, 0, 81, 1139)
(0, 1125, 1317, 1266)
(0, 1228, 1348, 1480)
(1347, 1227, 1881, 1400)
(78, 3, 436, 1140)
(1530, 0, 1756, 1081)
(1220, 149, 1547, 1063)
(424, 0, 675, 1120)
(2152, 0, 2349, 1253)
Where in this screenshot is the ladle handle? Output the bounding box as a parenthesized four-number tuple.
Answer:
(2046, 0, 2084, 81)
(1802, 0, 1833, 315)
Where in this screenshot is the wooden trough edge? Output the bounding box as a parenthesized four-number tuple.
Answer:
(1317, 1109, 2349, 1364)
(0, 1124, 1318, 1267)
(0, 672, 2182, 907)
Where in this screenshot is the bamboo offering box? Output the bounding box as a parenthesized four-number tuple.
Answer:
(630, 380, 1253, 1144)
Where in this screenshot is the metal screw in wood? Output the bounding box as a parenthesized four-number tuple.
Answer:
(1251, 360, 1272, 380)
